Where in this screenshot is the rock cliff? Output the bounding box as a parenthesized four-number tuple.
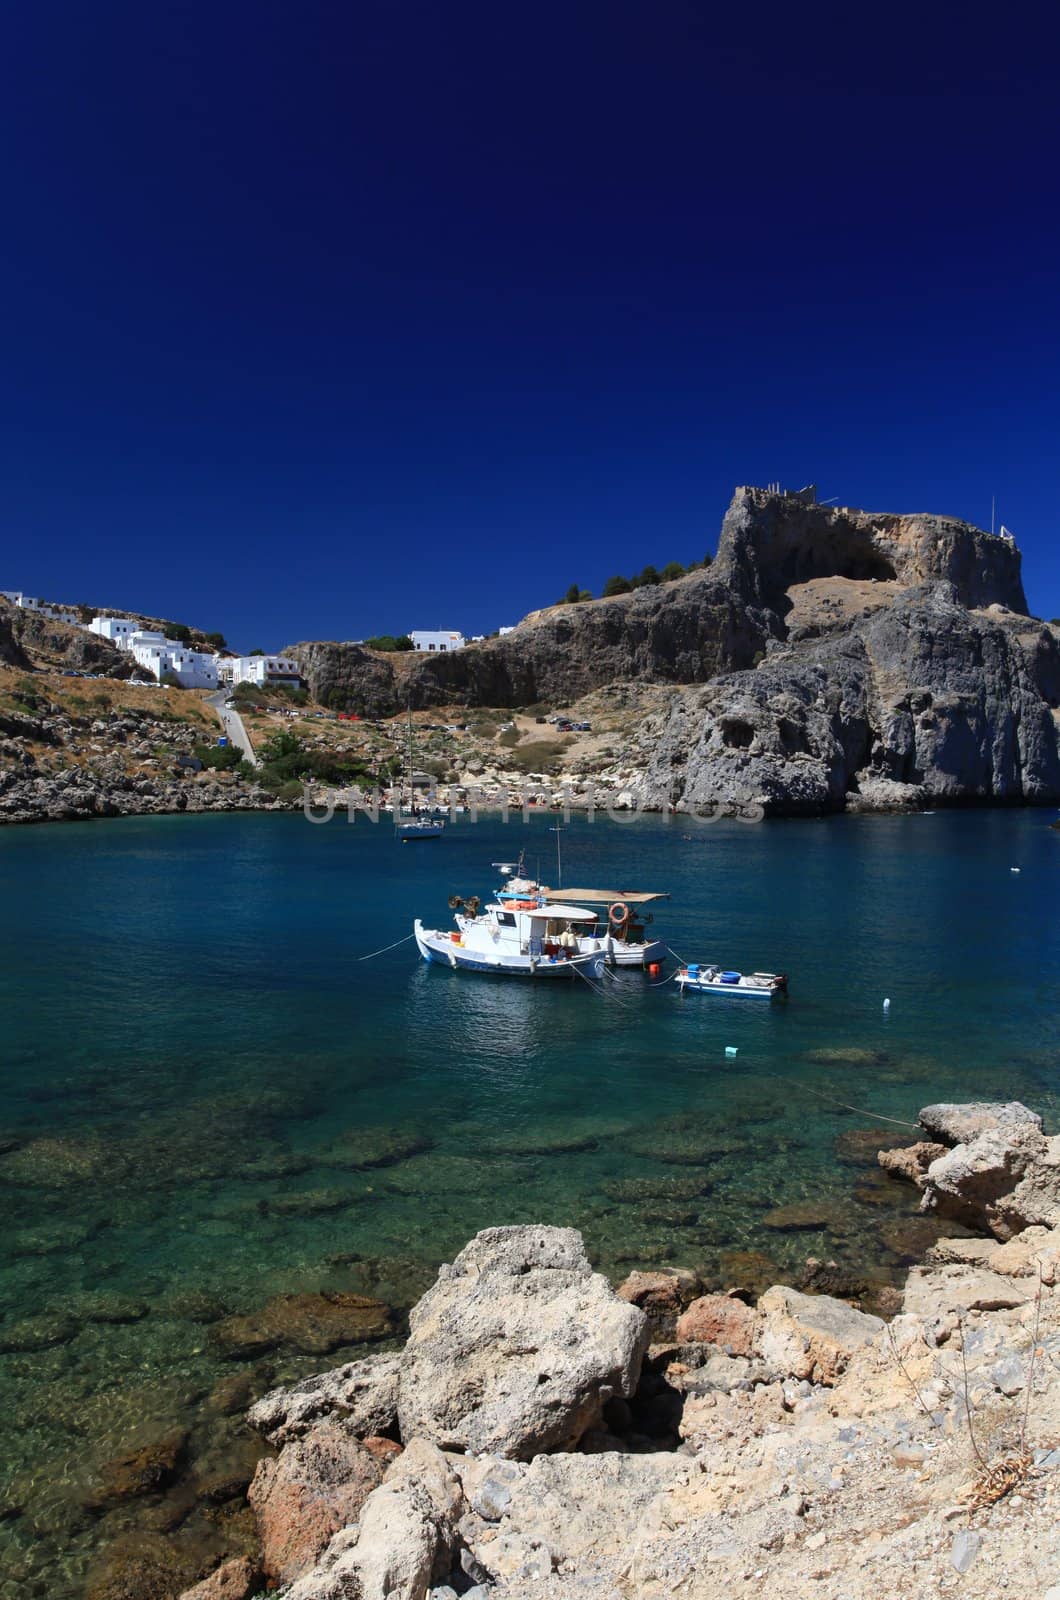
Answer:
(288, 487, 1059, 812)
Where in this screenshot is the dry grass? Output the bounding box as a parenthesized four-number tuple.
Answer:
(0, 665, 211, 724)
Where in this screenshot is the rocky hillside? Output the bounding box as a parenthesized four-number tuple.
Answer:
(0, 599, 149, 680)
(287, 488, 1060, 813)
(0, 668, 285, 824)
(171, 1099, 1060, 1600)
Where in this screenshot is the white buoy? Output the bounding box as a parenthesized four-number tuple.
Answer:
(725, 1045, 738, 1058)
(883, 997, 891, 1012)
(1011, 867, 1020, 873)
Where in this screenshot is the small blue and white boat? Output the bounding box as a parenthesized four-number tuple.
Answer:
(676, 963, 788, 999)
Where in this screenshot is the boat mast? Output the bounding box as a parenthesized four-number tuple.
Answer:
(548, 823, 564, 888)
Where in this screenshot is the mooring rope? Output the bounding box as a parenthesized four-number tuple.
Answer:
(356, 932, 416, 962)
(759, 1073, 919, 1129)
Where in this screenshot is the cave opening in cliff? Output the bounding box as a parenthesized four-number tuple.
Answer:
(719, 718, 755, 749)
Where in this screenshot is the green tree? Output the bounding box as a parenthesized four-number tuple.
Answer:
(249, 648, 265, 656)
(632, 565, 660, 588)
(165, 623, 192, 645)
(259, 730, 303, 762)
(564, 583, 581, 604)
(661, 561, 686, 581)
(204, 631, 227, 650)
(602, 575, 632, 597)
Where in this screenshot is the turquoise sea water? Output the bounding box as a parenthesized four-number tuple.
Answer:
(1, 808, 1058, 1595)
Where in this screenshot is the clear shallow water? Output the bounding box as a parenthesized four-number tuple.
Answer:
(0, 808, 1058, 1595)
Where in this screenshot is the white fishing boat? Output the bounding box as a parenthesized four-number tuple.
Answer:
(493, 852, 669, 970)
(675, 963, 788, 999)
(414, 895, 605, 980)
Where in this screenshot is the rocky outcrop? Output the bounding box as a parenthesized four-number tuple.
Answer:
(639, 583, 1060, 814)
(285, 486, 1060, 812)
(881, 1099, 1060, 1240)
(6, 606, 149, 678)
(397, 1226, 650, 1458)
(226, 1145, 1060, 1600)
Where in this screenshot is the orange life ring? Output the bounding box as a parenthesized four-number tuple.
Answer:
(609, 901, 629, 927)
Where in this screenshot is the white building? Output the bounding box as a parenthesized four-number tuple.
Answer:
(89, 615, 141, 647)
(128, 631, 218, 689)
(409, 630, 466, 653)
(229, 654, 301, 688)
(2, 591, 78, 623)
(498, 625, 515, 636)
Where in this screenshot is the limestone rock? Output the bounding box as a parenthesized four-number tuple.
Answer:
(397, 1226, 650, 1458)
(283, 1439, 463, 1600)
(615, 1267, 700, 1325)
(247, 1422, 382, 1585)
(878, 1140, 948, 1186)
(918, 1101, 1043, 1145)
(675, 1293, 757, 1355)
(919, 1122, 1050, 1236)
(249, 1352, 401, 1445)
(755, 1286, 883, 1383)
(902, 1262, 1035, 1317)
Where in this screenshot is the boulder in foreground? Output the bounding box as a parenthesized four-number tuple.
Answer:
(397, 1225, 650, 1458)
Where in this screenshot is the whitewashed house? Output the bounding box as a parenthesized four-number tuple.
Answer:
(89, 615, 141, 647)
(129, 631, 218, 688)
(409, 630, 466, 652)
(229, 654, 301, 688)
(2, 592, 78, 623)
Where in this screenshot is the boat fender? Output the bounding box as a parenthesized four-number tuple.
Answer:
(609, 901, 629, 927)
(448, 947, 457, 968)
(725, 1046, 738, 1057)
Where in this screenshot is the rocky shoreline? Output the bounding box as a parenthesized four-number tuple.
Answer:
(159, 1100, 1060, 1600)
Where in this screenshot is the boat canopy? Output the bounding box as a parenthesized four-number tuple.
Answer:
(541, 888, 670, 905)
(522, 903, 598, 922)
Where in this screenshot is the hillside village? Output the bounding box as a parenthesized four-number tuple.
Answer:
(4, 480, 1060, 826)
(0, 589, 656, 825)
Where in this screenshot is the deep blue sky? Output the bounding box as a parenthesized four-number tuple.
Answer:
(1, 2, 1058, 649)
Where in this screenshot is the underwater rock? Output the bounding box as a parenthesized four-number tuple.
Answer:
(601, 1173, 712, 1202)
(761, 1199, 849, 1232)
(266, 1186, 372, 1217)
(316, 1127, 432, 1170)
(878, 1215, 947, 1264)
(85, 1531, 195, 1600)
(835, 1127, 917, 1166)
(72, 1293, 150, 1323)
(0, 1309, 79, 1351)
(86, 1428, 189, 1509)
(212, 1291, 394, 1359)
(206, 1363, 277, 1417)
(179, 1556, 263, 1600)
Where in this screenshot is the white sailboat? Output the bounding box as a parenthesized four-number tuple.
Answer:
(396, 705, 444, 841)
